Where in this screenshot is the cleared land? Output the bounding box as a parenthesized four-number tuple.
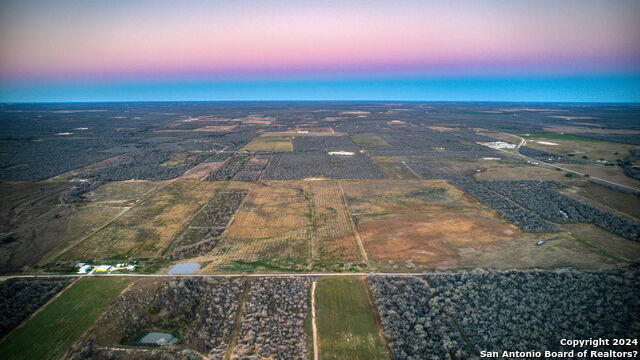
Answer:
(308, 180, 360, 262)
(178, 160, 224, 180)
(240, 135, 293, 152)
(201, 181, 310, 272)
(351, 135, 390, 148)
(315, 277, 389, 360)
(0, 277, 132, 360)
(371, 157, 420, 180)
(341, 180, 617, 271)
(86, 180, 163, 205)
(522, 134, 634, 163)
(59, 181, 221, 261)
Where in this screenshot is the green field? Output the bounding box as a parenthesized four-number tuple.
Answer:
(351, 135, 390, 148)
(0, 277, 132, 360)
(316, 277, 389, 360)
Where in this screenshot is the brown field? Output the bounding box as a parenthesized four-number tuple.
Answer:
(1, 204, 125, 271)
(374, 161, 420, 180)
(543, 126, 640, 135)
(59, 181, 221, 261)
(340, 180, 617, 271)
(341, 180, 459, 215)
(308, 180, 360, 261)
(560, 182, 640, 220)
(86, 180, 163, 205)
(241, 135, 293, 152)
(260, 130, 347, 137)
(238, 115, 274, 124)
(200, 181, 310, 270)
(474, 164, 583, 182)
(559, 223, 640, 263)
(157, 124, 239, 132)
(179, 161, 224, 180)
(523, 136, 634, 163)
(555, 163, 640, 189)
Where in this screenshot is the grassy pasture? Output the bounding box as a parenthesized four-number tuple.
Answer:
(59, 181, 220, 261)
(308, 180, 360, 262)
(0, 277, 132, 360)
(241, 135, 293, 151)
(373, 160, 420, 180)
(523, 134, 634, 163)
(316, 277, 389, 360)
(340, 180, 617, 271)
(351, 135, 390, 148)
(202, 181, 310, 271)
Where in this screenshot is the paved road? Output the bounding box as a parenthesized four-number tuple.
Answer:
(500, 132, 640, 193)
(0, 271, 478, 281)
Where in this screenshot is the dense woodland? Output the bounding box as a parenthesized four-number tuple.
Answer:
(72, 278, 245, 359)
(0, 279, 71, 337)
(370, 270, 640, 359)
(232, 278, 309, 360)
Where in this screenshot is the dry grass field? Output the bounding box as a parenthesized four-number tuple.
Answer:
(240, 135, 293, 151)
(59, 181, 221, 261)
(555, 163, 640, 188)
(201, 181, 310, 271)
(560, 182, 640, 220)
(522, 135, 634, 163)
(371, 157, 420, 180)
(307, 180, 361, 262)
(178, 161, 224, 180)
(86, 180, 163, 205)
(559, 223, 640, 263)
(340, 180, 618, 271)
(474, 164, 582, 181)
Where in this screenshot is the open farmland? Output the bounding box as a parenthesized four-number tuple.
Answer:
(59, 181, 221, 261)
(241, 135, 293, 152)
(1, 102, 640, 358)
(0, 279, 71, 337)
(341, 180, 620, 270)
(0, 277, 132, 360)
(308, 180, 361, 263)
(315, 277, 389, 360)
(201, 181, 311, 272)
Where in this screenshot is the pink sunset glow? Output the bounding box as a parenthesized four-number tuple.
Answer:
(1, 0, 639, 81)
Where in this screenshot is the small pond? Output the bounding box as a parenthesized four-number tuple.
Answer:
(166, 262, 200, 274)
(139, 332, 177, 345)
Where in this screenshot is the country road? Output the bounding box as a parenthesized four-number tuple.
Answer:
(0, 269, 551, 281)
(499, 132, 640, 193)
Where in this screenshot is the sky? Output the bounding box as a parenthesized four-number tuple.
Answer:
(0, 0, 639, 102)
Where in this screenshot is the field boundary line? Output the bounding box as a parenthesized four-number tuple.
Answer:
(3, 268, 602, 280)
(305, 183, 318, 261)
(161, 183, 229, 256)
(362, 277, 394, 360)
(337, 180, 369, 262)
(224, 278, 251, 360)
(48, 179, 178, 262)
(0, 277, 79, 344)
(311, 278, 319, 360)
(420, 277, 480, 357)
(496, 131, 640, 193)
(401, 161, 423, 179)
